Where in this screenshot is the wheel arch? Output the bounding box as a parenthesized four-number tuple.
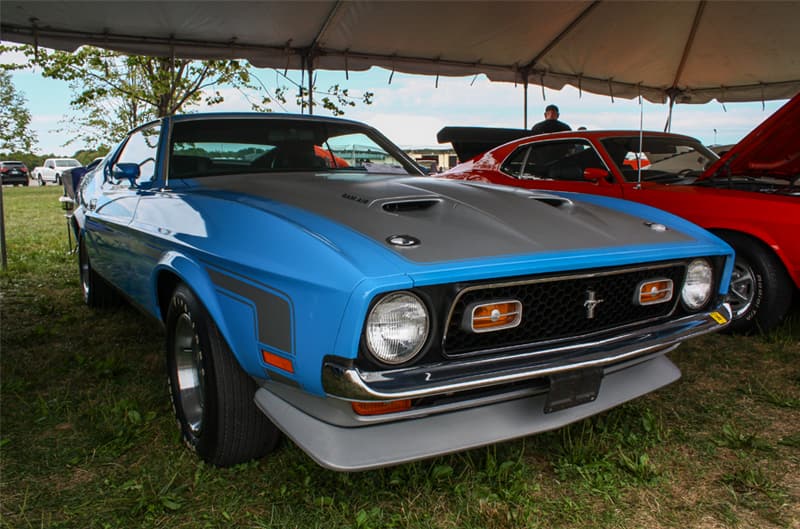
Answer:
(709, 227, 793, 283)
(153, 252, 224, 324)
(152, 252, 230, 336)
(152, 252, 264, 378)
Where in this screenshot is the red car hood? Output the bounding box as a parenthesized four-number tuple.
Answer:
(701, 92, 800, 181)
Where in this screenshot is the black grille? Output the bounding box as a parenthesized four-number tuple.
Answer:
(443, 264, 686, 357)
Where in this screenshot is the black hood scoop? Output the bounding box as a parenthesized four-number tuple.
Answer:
(530, 195, 573, 209)
(382, 199, 442, 214)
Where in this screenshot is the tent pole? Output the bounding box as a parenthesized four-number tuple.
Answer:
(0, 184, 7, 270)
(523, 77, 528, 129)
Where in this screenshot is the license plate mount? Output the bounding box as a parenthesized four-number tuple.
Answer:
(544, 368, 603, 413)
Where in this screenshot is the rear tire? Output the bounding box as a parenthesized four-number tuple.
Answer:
(79, 237, 119, 308)
(166, 284, 280, 466)
(717, 231, 793, 334)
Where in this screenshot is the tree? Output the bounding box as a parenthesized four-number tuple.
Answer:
(2, 45, 373, 148)
(0, 70, 37, 154)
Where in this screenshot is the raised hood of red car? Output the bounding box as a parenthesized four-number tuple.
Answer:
(702, 92, 800, 181)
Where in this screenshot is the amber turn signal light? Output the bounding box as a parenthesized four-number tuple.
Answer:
(469, 300, 522, 333)
(261, 350, 294, 373)
(636, 279, 673, 305)
(351, 400, 413, 416)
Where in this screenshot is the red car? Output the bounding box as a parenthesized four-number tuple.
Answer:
(440, 94, 800, 333)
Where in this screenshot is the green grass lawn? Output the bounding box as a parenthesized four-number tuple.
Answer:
(1, 186, 798, 529)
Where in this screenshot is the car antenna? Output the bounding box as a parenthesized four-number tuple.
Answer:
(635, 93, 644, 189)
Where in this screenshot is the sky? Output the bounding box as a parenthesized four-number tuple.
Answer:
(2, 47, 789, 156)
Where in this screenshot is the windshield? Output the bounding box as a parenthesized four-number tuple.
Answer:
(601, 136, 719, 182)
(169, 118, 419, 179)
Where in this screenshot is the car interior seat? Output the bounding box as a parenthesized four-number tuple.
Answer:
(271, 142, 326, 170)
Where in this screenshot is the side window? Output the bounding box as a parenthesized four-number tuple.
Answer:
(115, 124, 161, 183)
(499, 146, 530, 177)
(520, 140, 607, 181)
(46, 160, 55, 169)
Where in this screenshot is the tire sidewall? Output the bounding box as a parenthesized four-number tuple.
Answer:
(165, 286, 220, 458)
(721, 232, 791, 333)
(78, 239, 91, 305)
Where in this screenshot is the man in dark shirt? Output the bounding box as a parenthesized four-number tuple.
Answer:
(530, 104, 571, 135)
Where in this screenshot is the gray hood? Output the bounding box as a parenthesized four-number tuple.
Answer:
(200, 173, 692, 263)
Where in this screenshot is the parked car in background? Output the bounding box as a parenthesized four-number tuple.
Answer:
(0, 161, 30, 186)
(33, 157, 81, 185)
(69, 113, 733, 470)
(61, 156, 106, 199)
(440, 93, 800, 333)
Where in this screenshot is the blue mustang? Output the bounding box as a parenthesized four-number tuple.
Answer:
(70, 113, 734, 470)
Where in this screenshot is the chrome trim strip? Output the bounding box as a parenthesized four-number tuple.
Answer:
(467, 299, 523, 333)
(634, 277, 674, 306)
(323, 302, 730, 401)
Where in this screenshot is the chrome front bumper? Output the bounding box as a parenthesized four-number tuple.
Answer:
(322, 303, 731, 402)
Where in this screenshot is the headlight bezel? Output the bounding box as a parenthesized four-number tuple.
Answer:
(681, 258, 714, 311)
(364, 291, 431, 366)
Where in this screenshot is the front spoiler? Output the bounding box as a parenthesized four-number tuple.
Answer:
(255, 354, 681, 471)
(322, 303, 731, 401)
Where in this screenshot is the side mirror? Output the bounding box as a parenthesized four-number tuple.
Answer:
(583, 167, 610, 184)
(112, 163, 140, 184)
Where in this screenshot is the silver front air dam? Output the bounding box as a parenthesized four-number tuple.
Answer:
(253, 303, 730, 471)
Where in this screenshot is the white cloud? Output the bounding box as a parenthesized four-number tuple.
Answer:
(5, 59, 789, 154)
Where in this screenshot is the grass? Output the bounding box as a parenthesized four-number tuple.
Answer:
(1, 185, 799, 529)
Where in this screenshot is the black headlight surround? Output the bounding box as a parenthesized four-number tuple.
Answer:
(357, 288, 446, 370)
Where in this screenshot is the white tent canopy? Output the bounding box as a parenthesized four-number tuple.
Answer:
(2, 0, 799, 105)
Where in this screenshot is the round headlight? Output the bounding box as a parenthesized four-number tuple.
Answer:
(681, 259, 713, 310)
(366, 292, 429, 365)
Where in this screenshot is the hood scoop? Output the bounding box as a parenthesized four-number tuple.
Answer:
(530, 195, 574, 209)
(382, 198, 442, 214)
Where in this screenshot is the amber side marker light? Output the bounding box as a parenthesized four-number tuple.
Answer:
(469, 300, 522, 333)
(261, 350, 294, 373)
(636, 279, 674, 306)
(352, 400, 413, 416)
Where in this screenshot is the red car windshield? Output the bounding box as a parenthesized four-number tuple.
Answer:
(601, 136, 718, 182)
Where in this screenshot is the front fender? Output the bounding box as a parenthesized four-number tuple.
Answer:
(153, 252, 258, 374)
(152, 251, 301, 380)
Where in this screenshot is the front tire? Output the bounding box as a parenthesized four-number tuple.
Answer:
(166, 284, 280, 466)
(718, 232, 793, 334)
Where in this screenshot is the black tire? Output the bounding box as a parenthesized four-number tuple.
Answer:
(166, 284, 280, 466)
(78, 237, 119, 308)
(717, 231, 794, 334)
(38, 175, 45, 186)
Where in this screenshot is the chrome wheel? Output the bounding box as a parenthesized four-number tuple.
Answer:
(173, 313, 205, 436)
(727, 256, 755, 319)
